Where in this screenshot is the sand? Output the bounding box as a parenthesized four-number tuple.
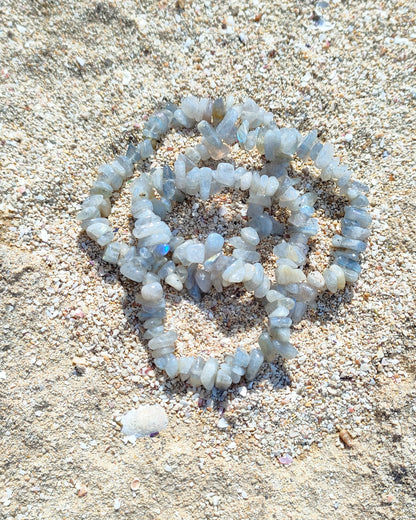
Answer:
(0, 1, 415, 518)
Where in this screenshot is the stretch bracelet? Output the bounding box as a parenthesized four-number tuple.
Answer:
(77, 95, 371, 392)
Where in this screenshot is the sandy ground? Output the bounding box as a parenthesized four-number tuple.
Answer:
(0, 1, 415, 519)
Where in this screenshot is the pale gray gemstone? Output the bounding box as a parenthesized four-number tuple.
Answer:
(195, 143, 211, 161)
(103, 241, 123, 264)
(77, 205, 101, 222)
(232, 250, 261, 263)
(269, 327, 291, 343)
(216, 107, 238, 144)
(241, 227, 260, 246)
(253, 276, 271, 298)
(114, 156, 134, 178)
(151, 167, 163, 194)
(86, 222, 111, 240)
(350, 193, 370, 208)
(334, 255, 362, 274)
(185, 167, 201, 196)
(97, 164, 123, 190)
(279, 128, 301, 156)
(231, 364, 245, 384)
(244, 128, 259, 151)
(233, 166, 247, 189)
(307, 271, 326, 290)
(165, 273, 183, 291)
(249, 214, 273, 237)
(237, 120, 249, 145)
(248, 203, 267, 219)
(158, 260, 176, 279)
(288, 212, 309, 227)
(204, 233, 224, 259)
(240, 170, 253, 190)
(200, 358, 219, 391)
(264, 128, 281, 161)
(133, 221, 170, 240)
(268, 316, 292, 329)
(139, 232, 172, 248)
(151, 198, 171, 219)
(154, 356, 168, 370)
(293, 283, 317, 302)
(195, 268, 212, 292)
(120, 258, 147, 283)
(334, 249, 361, 262)
(337, 172, 352, 192)
(309, 141, 323, 161)
(245, 349, 264, 381)
(173, 108, 194, 128)
(90, 180, 113, 198)
(183, 243, 205, 264)
(180, 95, 199, 119)
(341, 219, 371, 241)
(164, 354, 179, 378)
(197, 120, 222, 149)
(148, 330, 177, 350)
(212, 97, 226, 125)
(215, 369, 232, 390)
(80, 217, 109, 231)
(332, 234, 367, 252)
(199, 167, 213, 200)
(151, 346, 175, 359)
(131, 197, 153, 214)
(197, 97, 213, 122)
(290, 301, 307, 323)
(234, 347, 250, 368)
(258, 332, 278, 362)
(215, 163, 235, 186)
(141, 282, 164, 302)
(143, 317, 164, 329)
(228, 237, 249, 250)
(222, 258, 246, 283)
(269, 305, 290, 318)
(162, 165, 176, 200)
(297, 129, 318, 160)
(126, 142, 141, 163)
(184, 147, 201, 164)
(143, 325, 165, 340)
(130, 179, 153, 202)
(289, 218, 320, 237)
(321, 157, 340, 181)
(244, 263, 264, 291)
(315, 142, 334, 170)
(188, 357, 205, 387)
(139, 139, 154, 159)
(178, 356, 194, 381)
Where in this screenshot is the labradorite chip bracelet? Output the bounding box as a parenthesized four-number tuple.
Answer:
(77, 95, 371, 392)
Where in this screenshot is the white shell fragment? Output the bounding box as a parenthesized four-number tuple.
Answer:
(121, 404, 168, 437)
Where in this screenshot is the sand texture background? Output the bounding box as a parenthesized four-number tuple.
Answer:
(0, 0, 415, 518)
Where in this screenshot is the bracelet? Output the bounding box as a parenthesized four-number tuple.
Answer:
(77, 95, 371, 392)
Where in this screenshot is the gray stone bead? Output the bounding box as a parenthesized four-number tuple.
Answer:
(315, 142, 334, 170)
(245, 349, 264, 381)
(188, 357, 205, 387)
(148, 330, 177, 351)
(90, 181, 113, 198)
(233, 347, 250, 368)
(164, 354, 179, 378)
(332, 234, 367, 252)
(178, 357, 194, 381)
(297, 130, 318, 160)
(216, 107, 238, 144)
(215, 368, 232, 390)
(200, 358, 219, 391)
(97, 164, 123, 190)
